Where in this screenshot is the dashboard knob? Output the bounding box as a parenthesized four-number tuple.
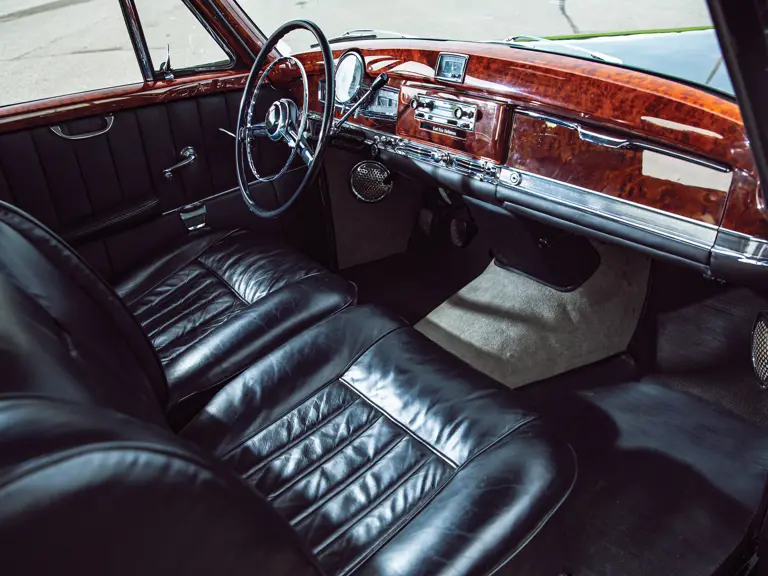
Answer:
(409, 99, 419, 110)
(454, 108, 464, 119)
(420, 99, 434, 111)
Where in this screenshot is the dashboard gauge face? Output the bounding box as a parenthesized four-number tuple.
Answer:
(335, 52, 364, 104)
(435, 53, 469, 83)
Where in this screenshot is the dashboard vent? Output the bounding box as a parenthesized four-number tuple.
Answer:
(452, 156, 497, 180)
(398, 142, 436, 163)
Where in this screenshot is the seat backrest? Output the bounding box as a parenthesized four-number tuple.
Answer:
(0, 200, 167, 423)
(0, 201, 321, 575)
(0, 395, 321, 575)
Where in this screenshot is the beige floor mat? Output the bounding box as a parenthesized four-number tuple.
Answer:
(416, 241, 650, 388)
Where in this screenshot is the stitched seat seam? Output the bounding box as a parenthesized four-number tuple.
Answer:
(146, 285, 240, 341)
(455, 416, 540, 472)
(171, 289, 358, 415)
(339, 375, 458, 468)
(312, 455, 434, 557)
(122, 229, 239, 305)
(285, 434, 408, 526)
(196, 318, 398, 456)
(195, 257, 250, 305)
(487, 443, 579, 576)
(130, 264, 208, 316)
(161, 306, 243, 363)
(241, 401, 376, 482)
(338, 419, 553, 576)
(230, 394, 362, 467)
(136, 271, 220, 329)
(264, 413, 388, 501)
(337, 467, 457, 576)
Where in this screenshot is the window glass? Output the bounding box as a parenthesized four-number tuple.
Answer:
(135, 0, 231, 73)
(236, 0, 731, 96)
(0, 0, 143, 107)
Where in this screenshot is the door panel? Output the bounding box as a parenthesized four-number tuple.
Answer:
(0, 90, 249, 237)
(0, 88, 290, 280)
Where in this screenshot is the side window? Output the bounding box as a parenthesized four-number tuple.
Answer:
(135, 0, 232, 74)
(0, 0, 143, 107)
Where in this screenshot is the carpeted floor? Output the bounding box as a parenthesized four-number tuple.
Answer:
(341, 224, 493, 325)
(415, 241, 651, 388)
(638, 263, 768, 427)
(507, 364, 768, 576)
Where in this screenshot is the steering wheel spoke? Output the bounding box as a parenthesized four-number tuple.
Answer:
(235, 20, 335, 218)
(246, 122, 268, 138)
(285, 126, 315, 165)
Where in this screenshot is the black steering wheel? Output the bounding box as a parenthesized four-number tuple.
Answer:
(235, 20, 335, 218)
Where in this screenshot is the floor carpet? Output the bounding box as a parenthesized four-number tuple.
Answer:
(415, 241, 650, 388)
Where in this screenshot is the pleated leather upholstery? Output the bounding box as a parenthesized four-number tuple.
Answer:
(117, 229, 357, 414)
(183, 305, 577, 576)
(0, 199, 574, 575)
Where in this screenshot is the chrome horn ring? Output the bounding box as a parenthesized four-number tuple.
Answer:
(243, 55, 310, 185)
(235, 19, 335, 218)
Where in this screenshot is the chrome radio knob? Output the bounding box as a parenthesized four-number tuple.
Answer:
(454, 108, 464, 119)
(409, 99, 419, 110)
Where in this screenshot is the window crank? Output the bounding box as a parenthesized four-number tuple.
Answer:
(163, 146, 197, 180)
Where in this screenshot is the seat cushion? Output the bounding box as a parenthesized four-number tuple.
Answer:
(181, 305, 576, 576)
(117, 230, 356, 415)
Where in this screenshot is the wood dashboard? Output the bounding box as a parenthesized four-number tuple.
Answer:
(0, 31, 764, 286)
(276, 38, 767, 286)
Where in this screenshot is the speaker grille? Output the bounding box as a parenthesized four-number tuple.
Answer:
(350, 161, 392, 202)
(752, 315, 768, 387)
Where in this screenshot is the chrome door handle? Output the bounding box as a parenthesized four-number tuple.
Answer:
(576, 126, 630, 149)
(50, 115, 114, 140)
(163, 147, 197, 180)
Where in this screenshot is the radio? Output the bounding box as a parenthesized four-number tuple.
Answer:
(409, 96, 478, 135)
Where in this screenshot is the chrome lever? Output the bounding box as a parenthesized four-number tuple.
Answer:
(51, 115, 114, 140)
(163, 146, 196, 180)
(332, 73, 389, 135)
(576, 126, 631, 149)
(219, 128, 236, 139)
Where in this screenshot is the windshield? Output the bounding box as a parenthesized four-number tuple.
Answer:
(236, 0, 732, 97)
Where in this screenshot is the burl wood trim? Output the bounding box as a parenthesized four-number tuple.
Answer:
(286, 40, 765, 237)
(508, 114, 728, 226)
(0, 72, 248, 134)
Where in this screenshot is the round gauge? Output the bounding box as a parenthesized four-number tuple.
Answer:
(335, 52, 364, 105)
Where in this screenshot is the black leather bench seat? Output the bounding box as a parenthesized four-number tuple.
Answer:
(0, 200, 575, 575)
(181, 305, 577, 575)
(116, 229, 356, 416)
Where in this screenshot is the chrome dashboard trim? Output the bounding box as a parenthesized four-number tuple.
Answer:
(312, 114, 768, 279)
(516, 108, 731, 173)
(712, 229, 768, 267)
(497, 168, 718, 250)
